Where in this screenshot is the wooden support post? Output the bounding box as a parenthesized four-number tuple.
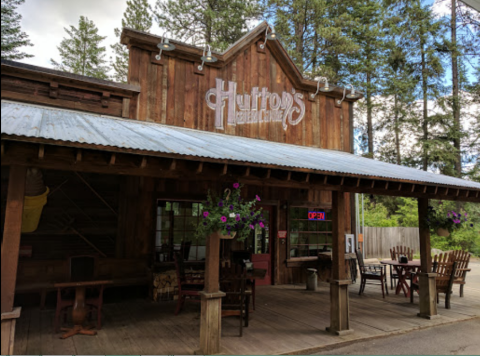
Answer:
(327, 190, 353, 336)
(1, 166, 26, 355)
(197, 231, 225, 355)
(417, 198, 437, 319)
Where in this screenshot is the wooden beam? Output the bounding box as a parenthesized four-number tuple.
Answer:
(221, 164, 228, 176)
(423, 186, 427, 194)
(356, 178, 361, 187)
(1, 166, 26, 313)
(196, 162, 204, 174)
(456, 189, 460, 197)
(38, 144, 45, 159)
(305, 173, 310, 183)
(109, 153, 116, 166)
(398, 183, 402, 191)
(1, 142, 5, 156)
(286, 171, 292, 181)
(101, 91, 111, 108)
(324, 176, 328, 184)
(74, 172, 118, 216)
(445, 188, 449, 196)
(140, 157, 147, 169)
(417, 197, 437, 319)
(411, 184, 416, 193)
(169, 159, 177, 171)
(434, 186, 438, 195)
(371, 180, 375, 189)
(75, 149, 82, 163)
(244, 167, 251, 177)
(49, 82, 58, 98)
(385, 182, 389, 190)
(340, 177, 345, 186)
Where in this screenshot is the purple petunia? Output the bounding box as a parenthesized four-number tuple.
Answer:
(203, 211, 209, 218)
(235, 214, 241, 221)
(226, 225, 231, 230)
(259, 222, 265, 228)
(251, 212, 255, 216)
(221, 216, 227, 222)
(229, 205, 234, 210)
(471, 224, 474, 227)
(256, 195, 261, 202)
(219, 201, 224, 207)
(233, 183, 240, 189)
(249, 224, 255, 229)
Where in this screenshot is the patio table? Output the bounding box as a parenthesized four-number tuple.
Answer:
(380, 260, 420, 297)
(54, 279, 112, 339)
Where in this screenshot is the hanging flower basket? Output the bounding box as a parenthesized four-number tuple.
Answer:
(425, 202, 472, 237)
(195, 183, 265, 241)
(219, 231, 237, 240)
(436, 228, 450, 237)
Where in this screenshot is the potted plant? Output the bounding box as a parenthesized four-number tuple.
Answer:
(195, 183, 265, 240)
(425, 204, 471, 237)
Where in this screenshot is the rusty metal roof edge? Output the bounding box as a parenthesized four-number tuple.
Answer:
(2, 100, 479, 191)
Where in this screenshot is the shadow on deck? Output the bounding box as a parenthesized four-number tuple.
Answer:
(13, 267, 480, 355)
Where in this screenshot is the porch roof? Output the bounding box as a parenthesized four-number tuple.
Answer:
(2, 100, 480, 194)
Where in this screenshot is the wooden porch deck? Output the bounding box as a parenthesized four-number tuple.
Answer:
(14, 263, 480, 355)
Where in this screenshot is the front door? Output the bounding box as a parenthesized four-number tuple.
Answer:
(246, 206, 273, 286)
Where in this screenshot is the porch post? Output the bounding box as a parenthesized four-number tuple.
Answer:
(327, 190, 353, 335)
(417, 198, 437, 319)
(197, 231, 225, 355)
(1, 165, 27, 355)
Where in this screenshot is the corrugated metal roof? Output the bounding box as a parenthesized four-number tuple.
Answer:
(2, 100, 480, 191)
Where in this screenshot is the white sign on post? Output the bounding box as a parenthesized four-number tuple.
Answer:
(345, 234, 355, 254)
(206, 78, 306, 131)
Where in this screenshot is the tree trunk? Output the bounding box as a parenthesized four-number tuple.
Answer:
(394, 93, 401, 165)
(367, 72, 374, 158)
(421, 43, 428, 171)
(451, 0, 461, 178)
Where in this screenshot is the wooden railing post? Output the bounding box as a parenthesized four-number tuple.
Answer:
(327, 191, 353, 335)
(1, 165, 27, 355)
(417, 198, 437, 319)
(197, 231, 225, 355)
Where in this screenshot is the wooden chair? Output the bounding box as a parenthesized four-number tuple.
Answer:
(356, 250, 388, 298)
(389, 246, 414, 290)
(55, 255, 105, 332)
(181, 240, 192, 261)
(173, 252, 204, 315)
(410, 253, 458, 309)
(231, 250, 256, 310)
(220, 266, 250, 337)
(446, 250, 471, 297)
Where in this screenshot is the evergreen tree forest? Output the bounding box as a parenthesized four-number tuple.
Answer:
(1, 0, 32, 60)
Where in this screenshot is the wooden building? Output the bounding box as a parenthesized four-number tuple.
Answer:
(2, 21, 479, 354)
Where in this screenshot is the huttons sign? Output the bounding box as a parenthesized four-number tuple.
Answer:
(206, 78, 306, 131)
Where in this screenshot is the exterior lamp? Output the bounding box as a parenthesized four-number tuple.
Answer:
(260, 25, 278, 49)
(337, 84, 360, 106)
(310, 77, 333, 99)
(155, 35, 175, 60)
(198, 44, 217, 71)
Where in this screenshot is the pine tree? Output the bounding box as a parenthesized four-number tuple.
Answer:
(347, 0, 388, 159)
(111, 0, 152, 83)
(1, 0, 33, 60)
(153, 0, 262, 51)
(51, 16, 109, 79)
(265, 0, 359, 82)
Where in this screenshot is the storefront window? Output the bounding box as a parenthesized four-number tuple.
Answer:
(289, 207, 332, 258)
(155, 201, 205, 262)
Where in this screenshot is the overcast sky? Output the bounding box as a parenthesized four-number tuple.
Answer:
(17, 0, 161, 69)
(15, 0, 452, 71)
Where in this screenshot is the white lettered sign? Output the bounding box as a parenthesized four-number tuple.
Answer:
(206, 78, 305, 131)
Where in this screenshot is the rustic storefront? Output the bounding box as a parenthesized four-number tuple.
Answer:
(2, 21, 479, 355)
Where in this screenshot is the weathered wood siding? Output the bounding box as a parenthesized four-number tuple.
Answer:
(128, 43, 352, 151)
(363, 227, 420, 259)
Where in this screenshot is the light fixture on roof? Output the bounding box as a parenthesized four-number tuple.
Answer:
(260, 25, 278, 49)
(155, 34, 175, 61)
(198, 44, 218, 71)
(310, 77, 333, 99)
(337, 84, 360, 106)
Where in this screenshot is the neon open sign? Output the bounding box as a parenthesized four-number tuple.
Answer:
(308, 211, 326, 221)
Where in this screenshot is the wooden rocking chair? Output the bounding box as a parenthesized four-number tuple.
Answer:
(446, 250, 471, 297)
(410, 253, 458, 309)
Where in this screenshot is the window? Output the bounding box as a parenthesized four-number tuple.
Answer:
(289, 207, 333, 258)
(155, 201, 205, 262)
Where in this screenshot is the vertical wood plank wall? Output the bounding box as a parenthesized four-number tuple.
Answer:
(363, 227, 421, 259)
(127, 43, 352, 152)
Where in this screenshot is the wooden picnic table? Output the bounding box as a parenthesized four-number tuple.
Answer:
(380, 260, 420, 298)
(53, 279, 112, 339)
